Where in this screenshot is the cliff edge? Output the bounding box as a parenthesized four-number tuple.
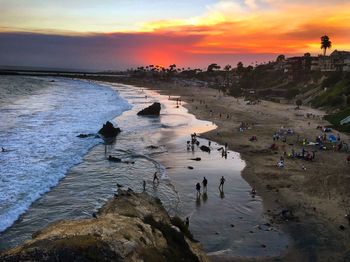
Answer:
(0, 190, 208, 262)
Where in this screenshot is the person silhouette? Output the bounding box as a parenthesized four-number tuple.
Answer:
(219, 176, 225, 191)
(202, 177, 208, 192)
(153, 172, 159, 183)
(196, 182, 201, 196)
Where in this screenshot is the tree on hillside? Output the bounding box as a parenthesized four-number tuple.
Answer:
(236, 62, 244, 79)
(169, 64, 177, 71)
(276, 54, 285, 63)
(224, 64, 231, 71)
(321, 35, 332, 56)
(207, 63, 221, 72)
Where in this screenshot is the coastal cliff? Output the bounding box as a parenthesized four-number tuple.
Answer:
(0, 190, 208, 262)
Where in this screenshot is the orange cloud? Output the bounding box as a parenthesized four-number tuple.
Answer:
(1, 0, 350, 69)
(140, 0, 350, 56)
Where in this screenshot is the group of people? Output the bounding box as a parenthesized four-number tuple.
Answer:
(195, 176, 226, 196)
(141, 172, 159, 192)
(187, 133, 200, 151)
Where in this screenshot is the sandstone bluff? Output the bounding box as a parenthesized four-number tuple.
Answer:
(0, 190, 208, 262)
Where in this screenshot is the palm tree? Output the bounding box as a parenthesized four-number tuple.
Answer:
(321, 35, 332, 56)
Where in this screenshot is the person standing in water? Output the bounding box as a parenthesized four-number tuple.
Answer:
(219, 176, 225, 191)
(153, 172, 159, 183)
(196, 182, 201, 196)
(202, 177, 208, 192)
(143, 180, 146, 191)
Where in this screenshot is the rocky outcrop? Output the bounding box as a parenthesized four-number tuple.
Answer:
(98, 121, 121, 138)
(200, 145, 211, 153)
(77, 133, 95, 138)
(0, 191, 208, 262)
(137, 102, 161, 116)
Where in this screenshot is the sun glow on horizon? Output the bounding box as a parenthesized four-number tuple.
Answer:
(1, 0, 350, 69)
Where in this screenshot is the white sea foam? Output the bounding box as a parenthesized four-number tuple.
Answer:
(0, 77, 131, 232)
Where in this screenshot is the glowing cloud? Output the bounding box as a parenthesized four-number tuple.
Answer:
(0, 0, 349, 69)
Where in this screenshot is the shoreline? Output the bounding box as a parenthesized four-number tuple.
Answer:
(80, 76, 350, 261)
(98, 80, 289, 258)
(1, 76, 283, 259)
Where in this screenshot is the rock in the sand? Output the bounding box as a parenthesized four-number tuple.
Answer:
(200, 145, 211, 153)
(187, 166, 194, 170)
(190, 157, 202, 161)
(98, 121, 121, 138)
(137, 102, 161, 116)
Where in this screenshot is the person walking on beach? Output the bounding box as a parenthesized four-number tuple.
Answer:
(202, 177, 208, 192)
(153, 172, 159, 183)
(219, 176, 225, 191)
(196, 182, 201, 196)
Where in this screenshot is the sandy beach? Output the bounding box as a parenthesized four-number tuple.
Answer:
(80, 76, 350, 261)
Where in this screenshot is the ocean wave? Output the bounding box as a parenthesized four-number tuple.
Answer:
(0, 77, 131, 232)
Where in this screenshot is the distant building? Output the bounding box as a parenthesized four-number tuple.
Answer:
(310, 57, 320, 71)
(342, 58, 350, 72)
(312, 50, 350, 72)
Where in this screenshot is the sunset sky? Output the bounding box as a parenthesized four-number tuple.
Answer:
(1, 0, 350, 70)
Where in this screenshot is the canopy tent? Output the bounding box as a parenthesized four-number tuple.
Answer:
(328, 134, 337, 143)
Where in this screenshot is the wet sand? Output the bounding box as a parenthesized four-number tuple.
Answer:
(0, 78, 288, 258)
(81, 76, 350, 261)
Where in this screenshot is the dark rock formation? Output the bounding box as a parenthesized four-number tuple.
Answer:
(108, 156, 122, 162)
(146, 145, 159, 149)
(200, 145, 211, 153)
(137, 102, 161, 116)
(190, 157, 202, 161)
(77, 133, 95, 138)
(98, 121, 121, 138)
(0, 191, 208, 262)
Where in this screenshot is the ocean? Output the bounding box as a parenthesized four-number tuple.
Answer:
(0, 76, 289, 256)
